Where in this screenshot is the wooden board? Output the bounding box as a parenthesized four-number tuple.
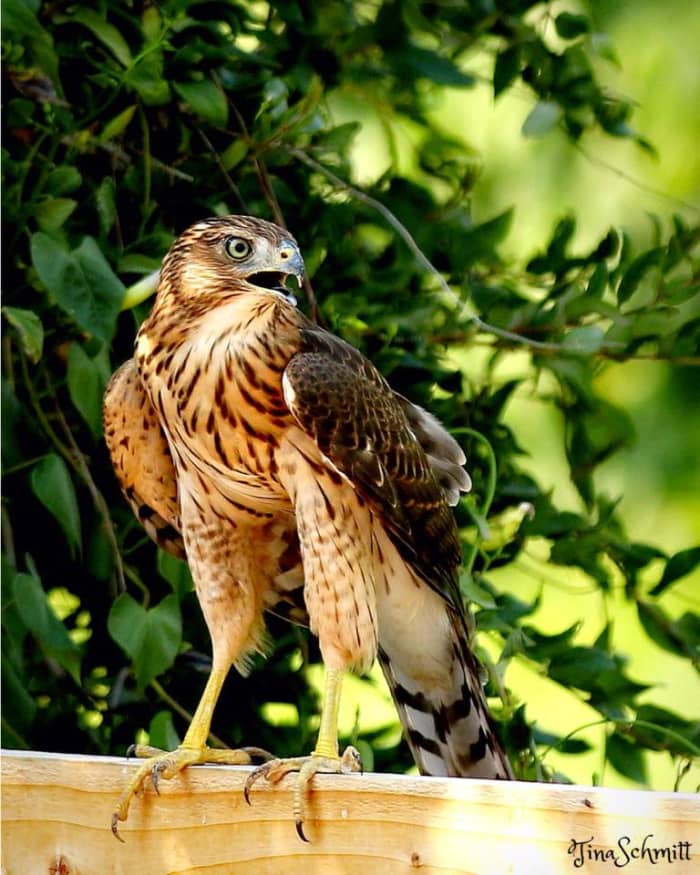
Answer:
(1, 749, 697, 874)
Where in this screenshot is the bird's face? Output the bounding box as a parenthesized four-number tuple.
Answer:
(161, 215, 305, 306)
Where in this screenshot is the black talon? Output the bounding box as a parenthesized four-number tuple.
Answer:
(244, 765, 265, 805)
(125, 744, 137, 759)
(152, 763, 162, 795)
(111, 813, 126, 843)
(296, 819, 310, 843)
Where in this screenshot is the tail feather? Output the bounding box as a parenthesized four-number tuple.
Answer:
(378, 610, 512, 780)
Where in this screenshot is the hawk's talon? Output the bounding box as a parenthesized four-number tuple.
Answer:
(244, 755, 306, 804)
(151, 763, 163, 795)
(111, 813, 125, 844)
(296, 819, 309, 843)
(111, 743, 258, 841)
(243, 746, 362, 842)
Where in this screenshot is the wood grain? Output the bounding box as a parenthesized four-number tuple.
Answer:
(1, 750, 697, 874)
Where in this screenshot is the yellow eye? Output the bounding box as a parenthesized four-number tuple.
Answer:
(225, 237, 252, 260)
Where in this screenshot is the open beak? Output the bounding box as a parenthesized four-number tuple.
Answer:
(278, 241, 304, 305)
(249, 240, 304, 306)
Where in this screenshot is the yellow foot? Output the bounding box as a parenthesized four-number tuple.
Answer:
(244, 746, 362, 842)
(112, 743, 271, 841)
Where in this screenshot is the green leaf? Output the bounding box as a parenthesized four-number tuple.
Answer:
(174, 80, 228, 127)
(586, 262, 608, 299)
(107, 593, 147, 660)
(72, 9, 132, 67)
(2, 306, 43, 363)
(651, 548, 700, 596)
(617, 248, 662, 304)
(606, 732, 647, 784)
(86, 521, 116, 582)
(634, 705, 700, 757)
(108, 594, 182, 688)
(118, 254, 163, 275)
(124, 53, 170, 105)
(135, 596, 182, 688)
(460, 573, 497, 609)
(149, 710, 180, 750)
(12, 571, 81, 683)
(95, 177, 117, 236)
(142, 6, 162, 43)
(494, 46, 520, 97)
(3, 0, 60, 87)
(34, 197, 77, 231)
(45, 167, 82, 196)
(548, 646, 616, 688)
(1, 657, 37, 742)
(317, 122, 361, 155)
(258, 77, 289, 121)
(555, 12, 591, 40)
(67, 342, 105, 439)
(675, 612, 700, 656)
(520, 624, 579, 660)
(590, 228, 619, 261)
(30, 454, 82, 557)
(221, 139, 249, 171)
(636, 601, 696, 659)
(99, 105, 137, 142)
(394, 45, 475, 87)
(158, 550, 193, 602)
(448, 209, 514, 270)
(30, 233, 125, 343)
(561, 325, 605, 355)
(3, 0, 44, 40)
(629, 307, 680, 340)
(522, 101, 562, 137)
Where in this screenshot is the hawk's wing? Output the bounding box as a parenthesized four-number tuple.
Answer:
(283, 326, 470, 617)
(282, 329, 514, 780)
(103, 359, 185, 559)
(104, 344, 471, 620)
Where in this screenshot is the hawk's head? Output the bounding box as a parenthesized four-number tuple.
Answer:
(160, 215, 304, 306)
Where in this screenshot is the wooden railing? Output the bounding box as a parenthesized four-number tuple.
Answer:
(1, 750, 697, 873)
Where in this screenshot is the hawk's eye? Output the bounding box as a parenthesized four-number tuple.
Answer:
(225, 237, 253, 260)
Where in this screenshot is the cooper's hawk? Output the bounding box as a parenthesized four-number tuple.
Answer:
(104, 215, 512, 841)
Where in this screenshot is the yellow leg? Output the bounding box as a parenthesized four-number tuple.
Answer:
(312, 668, 343, 758)
(244, 666, 362, 841)
(181, 666, 227, 749)
(111, 666, 269, 841)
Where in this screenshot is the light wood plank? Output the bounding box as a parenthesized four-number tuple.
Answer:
(1, 750, 697, 874)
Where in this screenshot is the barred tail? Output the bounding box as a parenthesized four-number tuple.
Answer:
(378, 608, 512, 780)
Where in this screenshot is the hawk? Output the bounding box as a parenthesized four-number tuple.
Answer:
(104, 215, 512, 841)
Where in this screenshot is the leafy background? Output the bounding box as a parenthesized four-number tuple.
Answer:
(2, 0, 698, 791)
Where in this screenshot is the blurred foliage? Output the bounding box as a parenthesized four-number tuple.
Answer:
(2, 0, 698, 790)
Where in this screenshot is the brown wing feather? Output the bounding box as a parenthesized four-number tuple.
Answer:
(283, 327, 466, 615)
(103, 359, 185, 558)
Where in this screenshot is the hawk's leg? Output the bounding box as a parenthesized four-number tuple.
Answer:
(111, 666, 269, 841)
(244, 668, 362, 841)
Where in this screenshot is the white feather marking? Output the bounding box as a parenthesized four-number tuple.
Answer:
(281, 370, 296, 409)
(418, 750, 449, 777)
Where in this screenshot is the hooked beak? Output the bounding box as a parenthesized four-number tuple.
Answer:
(278, 239, 304, 305)
(248, 239, 304, 306)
